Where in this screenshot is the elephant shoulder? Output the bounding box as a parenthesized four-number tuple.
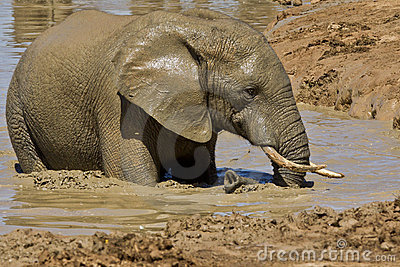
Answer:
(17, 10, 136, 83)
(31, 10, 135, 51)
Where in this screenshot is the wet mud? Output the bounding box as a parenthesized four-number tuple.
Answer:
(15, 167, 306, 196)
(17, 170, 121, 190)
(228, 183, 280, 194)
(156, 180, 197, 190)
(16, 169, 278, 194)
(1, 198, 399, 266)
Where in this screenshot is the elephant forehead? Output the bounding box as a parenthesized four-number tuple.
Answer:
(239, 54, 258, 76)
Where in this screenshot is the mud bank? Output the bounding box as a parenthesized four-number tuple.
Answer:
(265, 0, 400, 129)
(17, 170, 121, 190)
(1, 198, 398, 266)
(16, 169, 298, 195)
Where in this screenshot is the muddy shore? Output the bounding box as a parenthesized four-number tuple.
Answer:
(1, 196, 398, 266)
(265, 0, 400, 129)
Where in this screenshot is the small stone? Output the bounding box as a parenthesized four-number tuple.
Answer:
(328, 23, 341, 31)
(150, 250, 162, 260)
(338, 218, 358, 228)
(393, 115, 400, 130)
(274, 0, 291, 5)
(380, 241, 395, 251)
(293, 0, 302, 6)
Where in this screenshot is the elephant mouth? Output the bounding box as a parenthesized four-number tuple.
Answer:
(261, 146, 344, 179)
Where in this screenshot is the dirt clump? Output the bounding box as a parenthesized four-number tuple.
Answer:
(273, 0, 303, 6)
(393, 113, 400, 130)
(1, 198, 399, 266)
(155, 179, 205, 193)
(229, 182, 279, 194)
(265, 0, 400, 127)
(156, 179, 197, 190)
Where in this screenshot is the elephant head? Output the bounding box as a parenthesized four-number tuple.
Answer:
(115, 9, 317, 187)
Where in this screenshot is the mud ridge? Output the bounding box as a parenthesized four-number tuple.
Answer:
(1, 198, 399, 266)
(17, 170, 121, 190)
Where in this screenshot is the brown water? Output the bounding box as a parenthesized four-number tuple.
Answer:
(0, 0, 399, 235)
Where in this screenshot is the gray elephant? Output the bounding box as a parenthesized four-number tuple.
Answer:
(6, 9, 331, 188)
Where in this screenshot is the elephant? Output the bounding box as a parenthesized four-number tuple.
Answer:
(6, 8, 331, 188)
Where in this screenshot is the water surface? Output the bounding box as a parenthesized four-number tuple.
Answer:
(0, 0, 399, 235)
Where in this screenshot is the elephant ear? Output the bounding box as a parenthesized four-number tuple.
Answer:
(116, 34, 212, 143)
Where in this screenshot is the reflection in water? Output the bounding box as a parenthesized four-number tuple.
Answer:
(11, 0, 73, 51)
(127, 0, 280, 30)
(10, 0, 281, 50)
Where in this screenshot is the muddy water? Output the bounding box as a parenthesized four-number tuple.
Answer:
(0, 0, 399, 235)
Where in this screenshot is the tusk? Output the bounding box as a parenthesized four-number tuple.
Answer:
(262, 146, 344, 179)
(310, 163, 345, 178)
(262, 146, 326, 173)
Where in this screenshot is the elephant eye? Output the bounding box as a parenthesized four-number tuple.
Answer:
(244, 87, 257, 98)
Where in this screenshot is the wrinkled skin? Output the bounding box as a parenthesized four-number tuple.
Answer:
(6, 9, 311, 187)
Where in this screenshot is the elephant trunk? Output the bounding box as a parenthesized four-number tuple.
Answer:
(258, 93, 312, 187)
(260, 107, 344, 186)
(271, 123, 311, 187)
